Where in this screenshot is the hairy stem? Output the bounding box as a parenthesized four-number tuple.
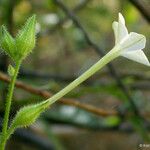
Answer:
(0, 60, 21, 150)
(45, 47, 119, 106)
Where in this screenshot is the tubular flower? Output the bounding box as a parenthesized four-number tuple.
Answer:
(112, 13, 150, 66)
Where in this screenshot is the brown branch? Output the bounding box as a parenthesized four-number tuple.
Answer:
(39, 0, 91, 36)
(1, 72, 150, 118)
(17, 69, 150, 84)
(0, 71, 118, 117)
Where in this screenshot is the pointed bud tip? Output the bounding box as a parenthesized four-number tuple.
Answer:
(1, 25, 7, 33)
(31, 14, 36, 19)
(23, 14, 36, 28)
(15, 14, 37, 60)
(0, 25, 11, 38)
(29, 14, 36, 23)
(1, 25, 6, 29)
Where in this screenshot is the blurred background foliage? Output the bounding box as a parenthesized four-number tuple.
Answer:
(0, 0, 150, 150)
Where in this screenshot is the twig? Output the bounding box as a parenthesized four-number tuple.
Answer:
(52, 0, 140, 116)
(17, 69, 150, 83)
(129, 0, 150, 23)
(130, 82, 150, 90)
(0, 73, 150, 123)
(0, 71, 118, 117)
(39, 0, 91, 36)
(73, 0, 91, 12)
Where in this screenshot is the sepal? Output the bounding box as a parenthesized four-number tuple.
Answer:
(15, 15, 36, 60)
(0, 25, 16, 60)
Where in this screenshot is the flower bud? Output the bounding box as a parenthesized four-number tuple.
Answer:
(0, 25, 16, 60)
(15, 15, 36, 60)
(11, 101, 48, 128)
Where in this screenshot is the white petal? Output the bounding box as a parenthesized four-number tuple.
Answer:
(121, 50, 150, 66)
(112, 21, 118, 44)
(117, 13, 128, 43)
(119, 13, 125, 25)
(120, 32, 146, 52)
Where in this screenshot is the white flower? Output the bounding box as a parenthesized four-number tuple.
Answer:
(112, 13, 150, 66)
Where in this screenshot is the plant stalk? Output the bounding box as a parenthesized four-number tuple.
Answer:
(0, 60, 21, 150)
(45, 47, 119, 106)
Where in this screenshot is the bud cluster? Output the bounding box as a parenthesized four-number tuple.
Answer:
(0, 15, 36, 62)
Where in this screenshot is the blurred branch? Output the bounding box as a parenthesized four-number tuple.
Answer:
(129, 0, 150, 23)
(119, 71, 150, 81)
(0, 71, 118, 117)
(73, 0, 91, 11)
(1, 71, 150, 120)
(131, 82, 150, 90)
(19, 68, 76, 83)
(39, 0, 91, 36)
(16, 68, 150, 83)
(52, 0, 140, 116)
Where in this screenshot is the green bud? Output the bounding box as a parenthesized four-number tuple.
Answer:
(8, 65, 15, 76)
(16, 15, 36, 60)
(0, 15, 36, 62)
(10, 101, 48, 129)
(0, 25, 16, 60)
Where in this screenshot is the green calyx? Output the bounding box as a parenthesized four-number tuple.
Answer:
(0, 25, 16, 60)
(16, 15, 36, 60)
(0, 15, 36, 62)
(7, 101, 49, 138)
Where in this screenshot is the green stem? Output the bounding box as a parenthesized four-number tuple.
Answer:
(45, 47, 119, 106)
(0, 60, 21, 150)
